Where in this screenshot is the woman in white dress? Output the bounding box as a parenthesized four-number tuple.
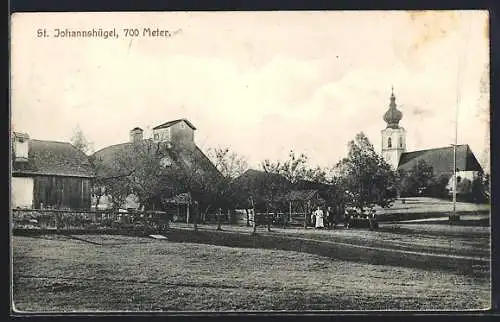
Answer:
(313, 206, 324, 229)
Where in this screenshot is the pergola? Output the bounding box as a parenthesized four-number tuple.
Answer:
(279, 189, 326, 228)
(163, 192, 192, 223)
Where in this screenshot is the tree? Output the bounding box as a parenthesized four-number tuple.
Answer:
(108, 140, 184, 211)
(261, 151, 329, 229)
(207, 147, 250, 224)
(70, 126, 94, 155)
(470, 171, 490, 203)
(262, 150, 327, 185)
(397, 160, 436, 197)
(335, 132, 397, 213)
(208, 147, 249, 179)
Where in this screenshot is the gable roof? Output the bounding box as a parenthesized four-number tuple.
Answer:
(232, 169, 291, 190)
(280, 189, 323, 202)
(152, 119, 197, 130)
(93, 139, 221, 182)
(398, 144, 483, 176)
(12, 140, 94, 178)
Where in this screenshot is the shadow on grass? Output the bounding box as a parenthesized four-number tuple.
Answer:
(14, 227, 489, 278)
(163, 229, 489, 278)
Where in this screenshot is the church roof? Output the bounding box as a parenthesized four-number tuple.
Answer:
(152, 119, 197, 130)
(397, 144, 483, 176)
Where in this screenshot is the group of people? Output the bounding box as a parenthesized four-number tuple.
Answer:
(311, 205, 349, 229)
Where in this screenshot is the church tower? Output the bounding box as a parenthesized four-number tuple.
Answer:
(381, 87, 406, 169)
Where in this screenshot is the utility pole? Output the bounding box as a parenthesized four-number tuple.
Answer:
(449, 12, 470, 224)
(450, 143, 459, 224)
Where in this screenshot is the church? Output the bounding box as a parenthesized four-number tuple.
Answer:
(380, 88, 483, 195)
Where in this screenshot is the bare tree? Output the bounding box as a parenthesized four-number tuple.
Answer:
(207, 147, 249, 179)
(262, 150, 327, 185)
(207, 146, 249, 224)
(70, 126, 94, 155)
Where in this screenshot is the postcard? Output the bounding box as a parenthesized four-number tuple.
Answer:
(10, 11, 490, 313)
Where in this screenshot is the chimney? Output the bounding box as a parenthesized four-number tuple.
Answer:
(12, 132, 30, 161)
(129, 127, 144, 143)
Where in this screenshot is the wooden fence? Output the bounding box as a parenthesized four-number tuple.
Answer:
(11, 208, 169, 233)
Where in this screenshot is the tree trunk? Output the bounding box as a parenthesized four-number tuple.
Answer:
(304, 204, 308, 229)
(245, 209, 250, 227)
(252, 211, 257, 234)
(95, 195, 101, 211)
(217, 211, 222, 231)
(250, 197, 257, 235)
(202, 205, 211, 224)
(266, 206, 271, 232)
(193, 204, 198, 231)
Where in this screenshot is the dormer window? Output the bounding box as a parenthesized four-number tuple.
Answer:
(13, 132, 30, 161)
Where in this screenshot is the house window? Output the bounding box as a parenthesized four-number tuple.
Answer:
(388, 137, 392, 148)
(154, 133, 159, 141)
(180, 122, 185, 129)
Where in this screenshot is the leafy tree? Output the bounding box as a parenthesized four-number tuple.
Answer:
(397, 160, 436, 197)
(335, 132, 397, 213)
(107, 140, 184, 211)
(469, 171, 490, 203)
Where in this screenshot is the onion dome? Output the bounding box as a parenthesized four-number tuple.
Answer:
(383, 87, 402, 129)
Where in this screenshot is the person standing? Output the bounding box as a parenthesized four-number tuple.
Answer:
(313, 206, 324, 229)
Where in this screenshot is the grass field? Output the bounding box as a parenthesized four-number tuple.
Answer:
(376, 197, 490, 215)
(12, 234, 490, 312)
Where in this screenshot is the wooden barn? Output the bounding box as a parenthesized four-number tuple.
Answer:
(11, 132, 94, 210)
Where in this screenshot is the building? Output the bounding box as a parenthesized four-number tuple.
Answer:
(92, 118, 222, 212)
(11, 132, 94, 210)
(380, 89, 484, 194)
(381, 88, 407, 169)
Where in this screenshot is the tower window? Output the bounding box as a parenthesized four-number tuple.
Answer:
(399, 137, 403, 148)
(387, 137, 392, 148)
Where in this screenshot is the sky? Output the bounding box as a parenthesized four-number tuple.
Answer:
(11, 11, 490, 172)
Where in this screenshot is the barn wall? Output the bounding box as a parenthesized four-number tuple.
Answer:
(33, 176, 92, 210)
(11, 177, 34, 209)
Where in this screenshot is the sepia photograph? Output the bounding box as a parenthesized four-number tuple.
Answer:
(10, 10, 490, 312)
